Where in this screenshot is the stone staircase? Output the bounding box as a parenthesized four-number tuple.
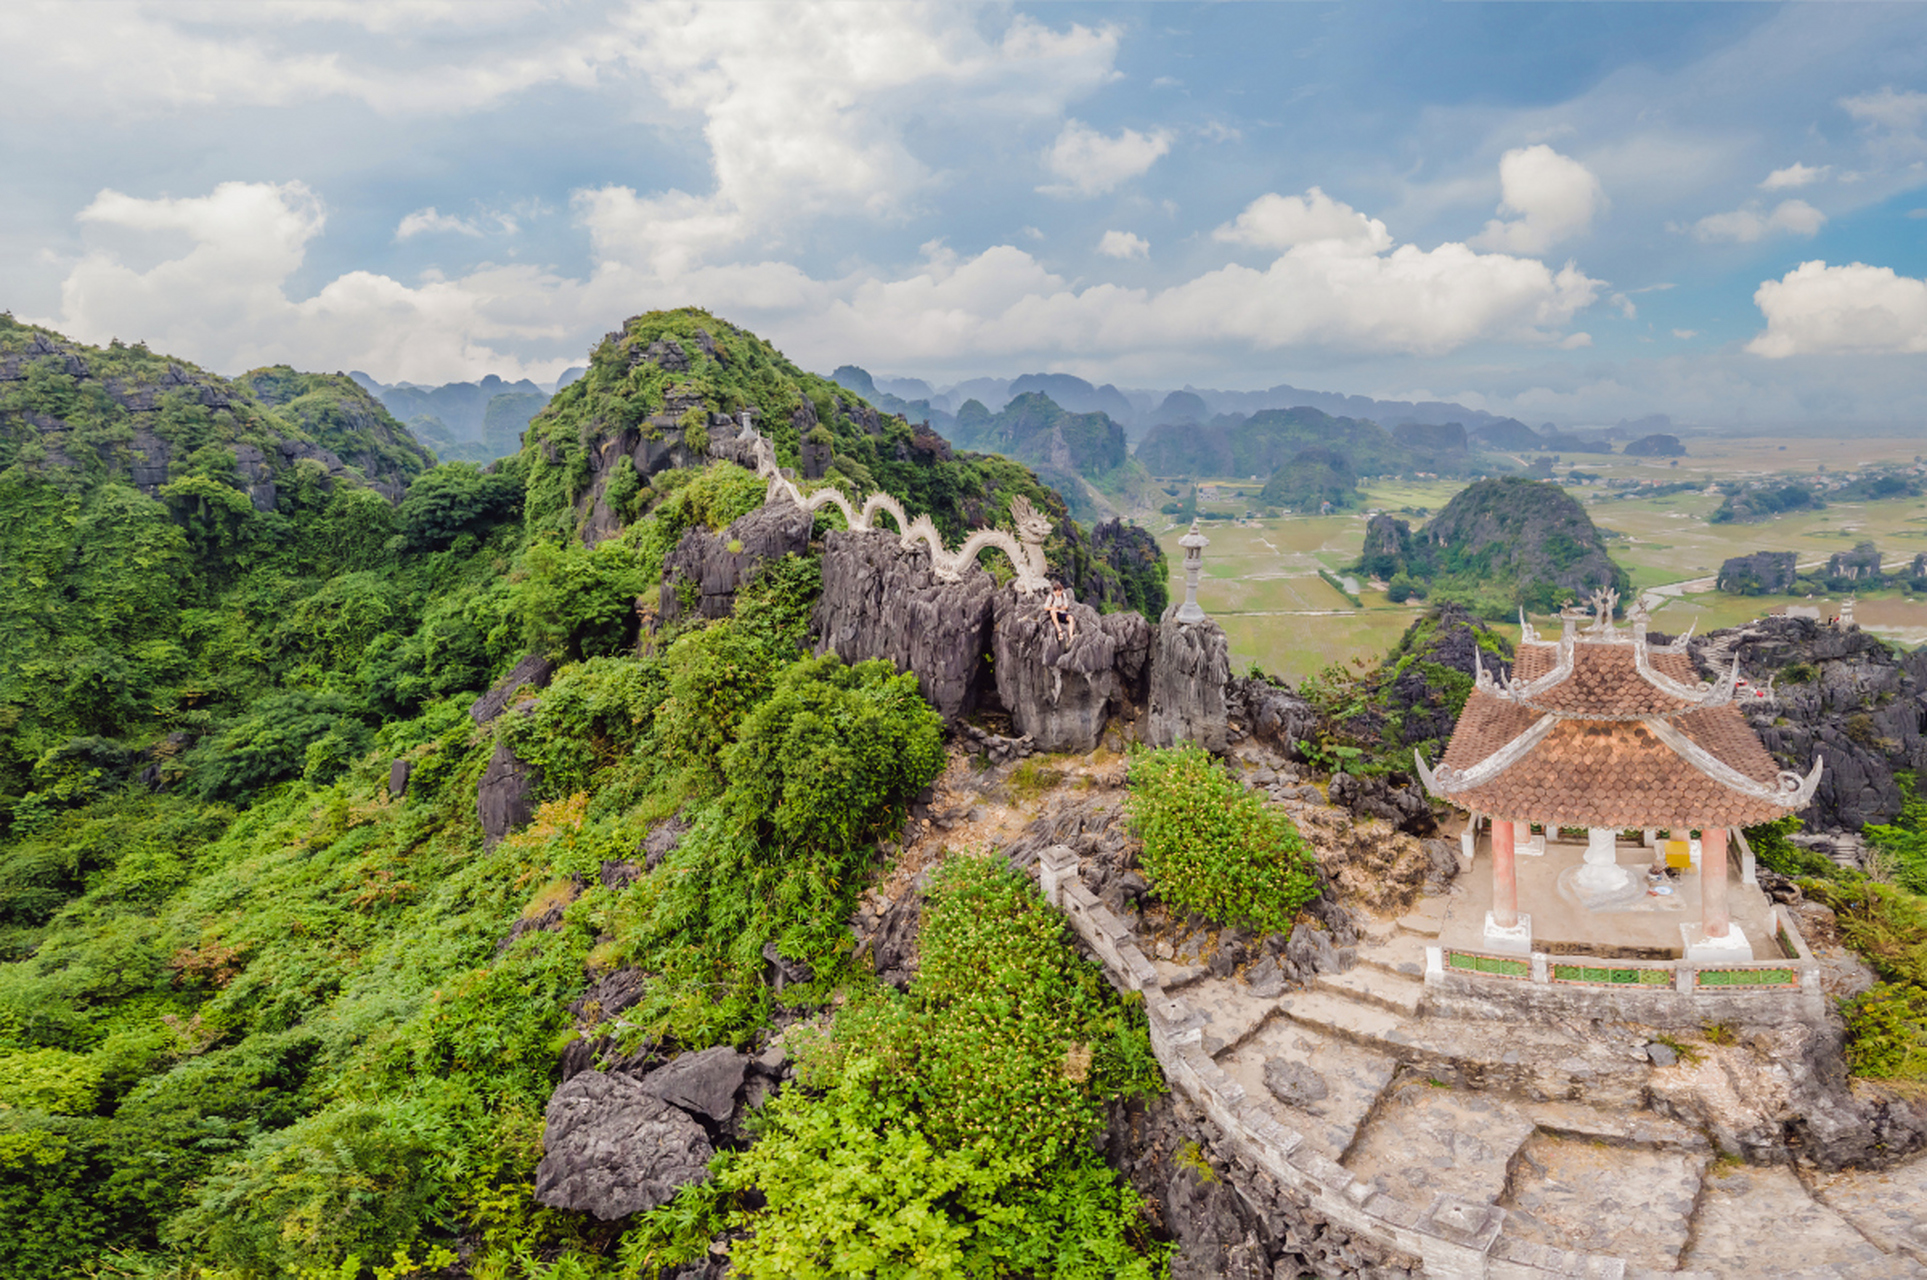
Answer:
(1176, 910, 1927, 1279)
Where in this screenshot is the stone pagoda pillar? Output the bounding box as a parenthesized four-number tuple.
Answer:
(1685, 826, 1748, 960)
(1175, 520, 1210, 624)
(1485, 818, 1530, 953)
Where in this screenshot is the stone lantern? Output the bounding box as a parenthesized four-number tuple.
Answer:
(1176, 519, 1210, 624)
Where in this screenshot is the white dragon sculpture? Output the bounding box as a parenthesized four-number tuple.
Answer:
(744, 429, 1051, 592)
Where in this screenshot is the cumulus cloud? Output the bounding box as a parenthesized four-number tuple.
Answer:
(1749, 260, 1927, 357)
(1673, 329, 1698, 339)
(1039, 119, 1172, 197)
(1762, 162, 1829, 190)
(1096, 230, 1148, 259)
(395, 207, 484, 239)
(1691, 199, 1826, 243)
(42, 173, 1605, 382)
(1472, 145, 1605, 255)
(1212, 188, 1391, 254)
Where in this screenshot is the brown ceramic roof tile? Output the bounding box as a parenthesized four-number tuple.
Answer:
(1439, 689, 1540, 772)
(1434, 637, 1800, 828)
(1442, 717, 1793, 829)
(1509, 641, 1701, 717)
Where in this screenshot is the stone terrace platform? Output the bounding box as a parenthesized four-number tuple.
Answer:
(1034, 844, 1927, 1279)
(1442, 830, 1782, 962)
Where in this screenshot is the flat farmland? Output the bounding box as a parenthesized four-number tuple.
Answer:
(1140, 433, 1927, 683)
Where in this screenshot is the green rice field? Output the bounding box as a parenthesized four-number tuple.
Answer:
(1143, 434, 1927, 685)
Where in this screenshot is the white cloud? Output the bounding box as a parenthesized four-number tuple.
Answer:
(1472, 145, 1605, 255)
(40, 173, 1605, 383)
(1673, 329, 1698, 339)
(1610, 293, 1636, 320)
(1749, 260, 1927, 357)
(1213, 188, 1391, 254)
(1691, 198, 1826, 243)
(395, 207, 484, 239)
(1096, 230, 1149, 259)
(1841, 87, 1927, 132)
(1761, 162, 1829, 190)
(1039, 119, 1172, 197)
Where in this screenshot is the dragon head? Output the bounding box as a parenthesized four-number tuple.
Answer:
(1008, 495, 1052, 545)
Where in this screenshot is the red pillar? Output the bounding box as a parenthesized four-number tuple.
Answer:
(1701, 827, 1729, 938)
(1491, 816, 1518, 929)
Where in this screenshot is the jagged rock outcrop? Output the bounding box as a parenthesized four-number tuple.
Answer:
(658, 502, 813, 624)
(1225, 674, 1316, 753)
(1696, 616, 1927, 831)
(478, 741, 541, 848)
(993, 592, 1152, 752)
(638, 1046, 748, 1123)
(1718, 550, 1798, 595)
(812, 527, 998, 721)
(533, 1070, 714, 1219)
(1146, 612, 1230, 752)
(469, 653, 555, 724)
(1826, 540, 1884, 583)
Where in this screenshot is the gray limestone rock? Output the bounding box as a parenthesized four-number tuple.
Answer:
(387, 759, 410, 798)
(1147, 610, 1231, 752)
(1225, 674, 1316, 754)
(658, 502, 814, 625)
(477, 741, 540, 849)
(1264, 1059, 1330, 1108)
(992, 592, 1150, 752)
(1646, 1041, 1679, 1068)
(812, 528, 997, 722)
(1285, 923, 1343, 978)
(1244, 954, 1290, 998)
(534, 1070, 713, 1219)
(639, 1046, 749, 1122)
(469, 653, 555, 725)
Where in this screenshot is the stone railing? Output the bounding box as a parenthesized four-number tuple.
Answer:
(1422, 904, 1824, 1029)
(743, 429, 1050, 591)
(1031, 845, 1704, 1280)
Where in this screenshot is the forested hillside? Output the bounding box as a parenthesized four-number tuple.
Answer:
(0, 309, 1171, 1277)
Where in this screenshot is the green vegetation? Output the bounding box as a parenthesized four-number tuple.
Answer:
(1260, 447, 1360, 513)
(1137, 406, 1409, 480)
(1710, 482, 1823, 524)
(1352, 478, 1631, 616)
(0, 309, 1190, 1276)
(947, 391, 1153, 522)
(1125, 745, 1320, 935)
(714, 856, 1166, 1277)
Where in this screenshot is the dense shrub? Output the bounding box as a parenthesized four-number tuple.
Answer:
(1126, 744, 1321, 933)
(399, 463, 523, 552)
(719, 856, 1165, 1277)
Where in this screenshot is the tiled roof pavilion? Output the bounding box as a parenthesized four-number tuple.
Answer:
(1416, 591, 1822, 961)
(1417, 598, 1821, 831)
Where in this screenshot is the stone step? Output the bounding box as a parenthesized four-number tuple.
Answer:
(1518, 1097, 1711, 1154)
(1682, 1162, 1927, 1279)
(1353, 931, 1429, 980)
(1312, 965, 1424, 1017)
(1215, 1018, 1399, 1162)
(1499, 1133, 1706, 1271)
(1277, 988, 1414, 1052)
(1395, 911, 1443, 938)
(1808, 1155, 1927, 1267)
(1343, 1075, 1537, 1206)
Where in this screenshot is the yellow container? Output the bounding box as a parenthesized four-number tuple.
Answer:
(1664, 839, 1693, 870)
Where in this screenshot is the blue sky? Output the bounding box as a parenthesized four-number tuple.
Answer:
(2, 1, 1925, 429)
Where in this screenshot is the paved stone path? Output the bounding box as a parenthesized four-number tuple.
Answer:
(1172, 909, 1927, 1278)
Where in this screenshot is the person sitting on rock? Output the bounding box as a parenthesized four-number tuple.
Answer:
(1047, 580, 1078, 646)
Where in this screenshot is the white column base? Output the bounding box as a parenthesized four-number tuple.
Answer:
(1484, 911, 1532, 955)
(1682, 922, 1750, 963)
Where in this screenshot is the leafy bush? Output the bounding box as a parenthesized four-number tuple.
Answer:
(719, 857, 1164, 1277)
(514, 537, 652, 660)
(1126, 744, 1321, 933)
(399, 463, 523, 552)
(1843, 983, 1927, 1080)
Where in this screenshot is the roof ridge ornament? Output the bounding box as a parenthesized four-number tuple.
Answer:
(1415, 712, 1560, 795)
(1586, 587, 1620, 638)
